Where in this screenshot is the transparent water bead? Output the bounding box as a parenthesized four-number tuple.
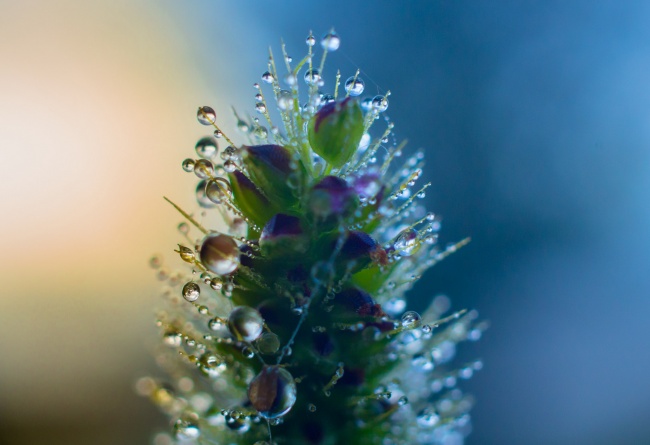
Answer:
(181, 158, 195, 172)
(277, 90, 293, 111)
(306, 33, 316, 47)
(256, 332, 280, 354)
(228, 306, 264, 342)
(193, 159, 214, 179)
(163, 331, 182, 347)
(199, 233, 239, 275)
(199, 354, 227, 378)
(197, 106, 216, 125)
(371, 95, 389, 112)
(261, 71, 274, 84)
(182, 281, 200, 302)
(205, 180, 225, 204)
(344, 76, 365, 96)
(401, 310, 422, 328)
(174, 417, 201, 440)
(248, 366, 297, 419)
(416, 408, 440, 428)
(394, 229, 419, 256)
(321, 31, 340, 51)
(195, 136, 218, 159)
(304, 69, 321, 85)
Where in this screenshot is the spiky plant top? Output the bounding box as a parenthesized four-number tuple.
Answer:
(138, 31, 486, 445)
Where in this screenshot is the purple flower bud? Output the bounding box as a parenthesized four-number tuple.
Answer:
(335, 288, 385, 318)
(309, 175, 356, 218)
(259, 213, 308, 257)
(340, 231, 388, 267)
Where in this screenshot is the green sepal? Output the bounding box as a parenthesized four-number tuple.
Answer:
(308, 97, 364, 168)
(228, 170, 278, 229)
(243, 144, 304, 209)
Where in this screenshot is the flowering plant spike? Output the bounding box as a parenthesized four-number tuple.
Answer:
(140, 31, 486, 445)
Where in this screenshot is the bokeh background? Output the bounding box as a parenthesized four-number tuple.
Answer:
(1, 1, 649, 444)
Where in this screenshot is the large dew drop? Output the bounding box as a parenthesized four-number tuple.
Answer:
(277, 90, 293, 111)
(193, 159, 214, 179)
(182, 281, 200, 302)
(371, 95, 389, 112)
(394, 229, 419, 256)
(248, 366, 297, 419)
(321, 31, 341, 51)
(344, 77, 365, 96)
(195, 136, 218, 159)
(256, 332, 280, 354)
(197, 106, 216, 125)
(227, 306, 264, 342)
(199, 234, 239, 275)
(401, 310, 422, 328)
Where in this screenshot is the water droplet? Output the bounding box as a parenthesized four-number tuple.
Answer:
(163, 331, 182, 347)
(306, 33, 316, 47)
(401, 311, 422, 328)
(197, 106, 216, 125)
(248, 366, 297, 419)
(255, 102, 267, 113)
(277, 90, 293, 110)
(253, 125, 268, 140)
(416, 408, 439, 427)
(194, 159, 214, 179)
(394, 229, 419, 256)
(261, 71, 274, 84)
(307, 403, 317, 412)
(178, 222, 189, 234)
(223, 160, 237, 173)
(321, 31, 340, 51)
(371, 95, 389, 112)
(208, 317, 227, 333)
(304, 69, 321, 85)
(174, 417, 201, 440)
(242, 345, 255, 359)
(199, 234, 239, 275)
(182, 281, 200, 302)
(199, 354, 226, 378)
(205, 180, 225, 204)
(210, 277, 223, 290)
(283, 73, 297, 86)
(182, 158, 195, 172)
(422, 324, 432, 333)
(256, 332, 280, 355)
(225, 415, 250, 433)
(228, 306, 264, 342)
(398, 396, 409, 406)
(213, 129, 223, 138)
(198, 305, 208, 315)
(344, 77, 365, 96)
(195, 136, 218, 159)
(360, 97, 373, 111)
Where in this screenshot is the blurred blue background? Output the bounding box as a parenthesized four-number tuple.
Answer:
(1, 1, 649, 444)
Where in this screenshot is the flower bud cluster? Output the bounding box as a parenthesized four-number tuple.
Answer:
(140, 30, 485, 445)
